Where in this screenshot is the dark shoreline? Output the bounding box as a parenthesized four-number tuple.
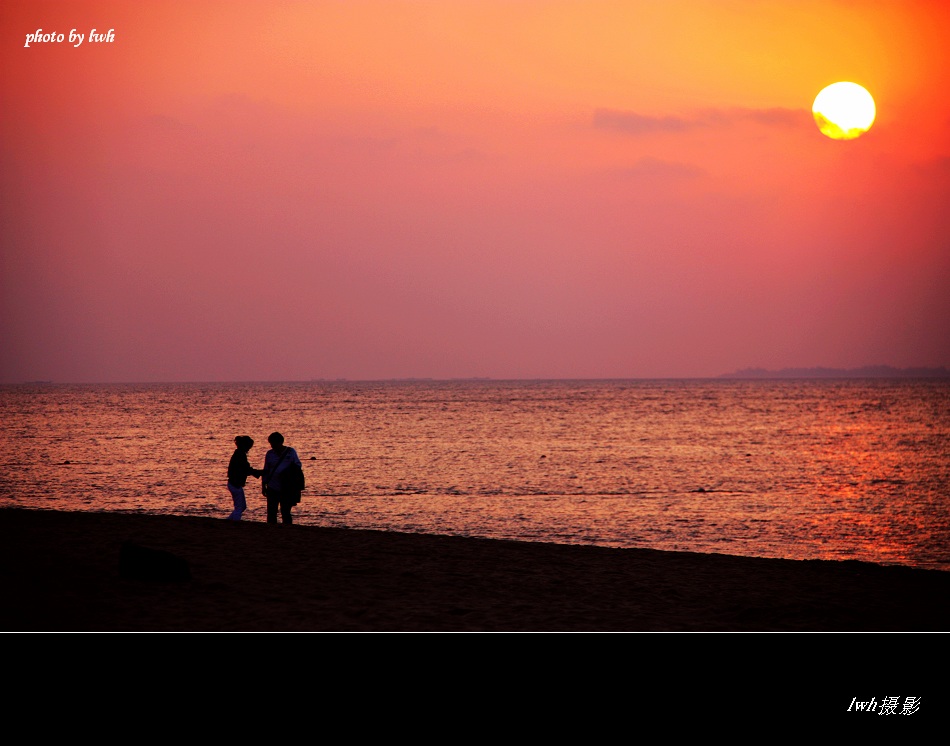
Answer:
(1, 507, 948, 632)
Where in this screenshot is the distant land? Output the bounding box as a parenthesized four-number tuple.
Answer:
(719, 365, 950, 379)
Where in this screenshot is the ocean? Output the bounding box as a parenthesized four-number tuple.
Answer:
(1, 378, 948, 571)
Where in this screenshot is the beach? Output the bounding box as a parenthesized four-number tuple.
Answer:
(1, 507, 947, 632)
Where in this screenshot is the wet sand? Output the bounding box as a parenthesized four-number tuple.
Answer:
(1, 507, 948, 632)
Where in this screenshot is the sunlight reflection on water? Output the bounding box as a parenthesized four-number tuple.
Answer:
(1, 379, 948, 570)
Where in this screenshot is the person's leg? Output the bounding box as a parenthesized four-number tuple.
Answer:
(280, 497, 293, 525)
(266, 491, 279, 524)
(227, 484, 246, 520)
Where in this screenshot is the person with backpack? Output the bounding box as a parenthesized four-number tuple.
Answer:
(261, 431, 303, 525)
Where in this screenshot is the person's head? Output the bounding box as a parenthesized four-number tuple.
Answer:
(268, 432, 284, 448)
(234, 435, 254, 452)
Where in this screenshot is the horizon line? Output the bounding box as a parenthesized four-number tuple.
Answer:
(7, 365, 950, 386)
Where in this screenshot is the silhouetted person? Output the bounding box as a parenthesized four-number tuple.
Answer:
(262, 431, 302, 525)
(227, 435, 262, 521)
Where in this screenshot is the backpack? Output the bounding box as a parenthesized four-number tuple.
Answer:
(280, 462, 306, 496)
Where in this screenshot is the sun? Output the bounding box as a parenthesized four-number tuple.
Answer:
(812, 82, 876, 140)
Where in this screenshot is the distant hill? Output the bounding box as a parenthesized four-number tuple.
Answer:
(719, 365, 950, 379)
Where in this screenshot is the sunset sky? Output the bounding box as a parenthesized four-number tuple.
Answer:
(2, 1, 949, 383)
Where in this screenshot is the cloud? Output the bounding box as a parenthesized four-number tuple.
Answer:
(619, 157, 705, 179)
(593, 106, 806, 134)
(739, 107, 808, 127)
(592, 109, 695, 134)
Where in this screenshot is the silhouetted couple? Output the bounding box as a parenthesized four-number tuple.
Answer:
(226, 431, 302, 525)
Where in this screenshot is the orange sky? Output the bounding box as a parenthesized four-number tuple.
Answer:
(2, 1, 949, 381)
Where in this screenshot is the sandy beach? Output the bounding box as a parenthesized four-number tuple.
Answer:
(1, 507, 947, 632)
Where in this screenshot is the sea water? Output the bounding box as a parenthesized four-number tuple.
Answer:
(1, 379, 947, 571)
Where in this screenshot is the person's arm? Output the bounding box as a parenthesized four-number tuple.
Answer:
(242, 454, 261, 479)
(261, 453, 271, 493)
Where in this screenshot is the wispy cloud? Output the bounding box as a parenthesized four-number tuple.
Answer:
(619, 157, 704, 179)
(593, 109, 696, 134)
(593, 106, 806, 134)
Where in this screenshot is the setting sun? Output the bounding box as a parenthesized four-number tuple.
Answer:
(812, 82, 876, 140)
